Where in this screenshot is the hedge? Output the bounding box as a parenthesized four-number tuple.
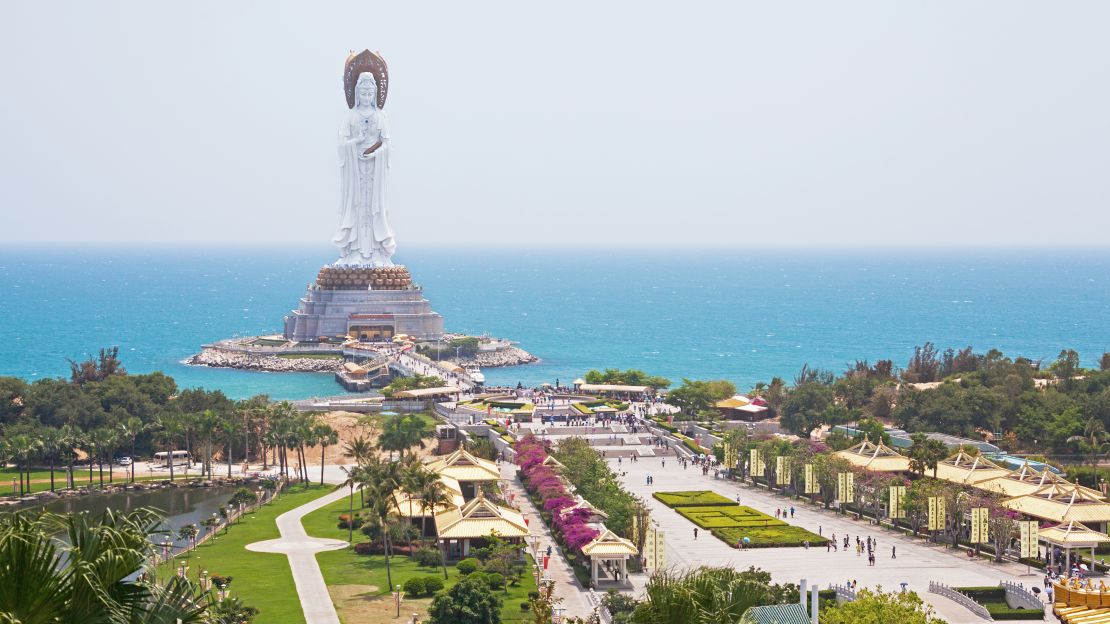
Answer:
(713, 526, 828, 549)
(653, 491, 736, 508)
(676, 506, 789, 529)
(955, 587, 1044, 620)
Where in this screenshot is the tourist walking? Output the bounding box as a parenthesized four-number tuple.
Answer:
(694, 528, 699, 540)
(891, 545, 896, 559)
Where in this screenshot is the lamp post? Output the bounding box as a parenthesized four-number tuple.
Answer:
(178, 560, 187, 579)
(392, 584, 402, 618)
(200, 570, 208, 592)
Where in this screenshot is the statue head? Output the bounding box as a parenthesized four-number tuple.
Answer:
(355, 73, 378, 110)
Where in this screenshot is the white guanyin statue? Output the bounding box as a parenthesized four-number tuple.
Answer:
(333, 70, 396, 266)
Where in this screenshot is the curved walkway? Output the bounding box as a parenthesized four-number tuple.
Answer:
(247, 487, 349, 624)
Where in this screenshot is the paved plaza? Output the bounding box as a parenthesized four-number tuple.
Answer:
(615, 456, 1052, 624)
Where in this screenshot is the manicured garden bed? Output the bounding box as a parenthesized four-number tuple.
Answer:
(655, 491, 827, 548)
(956, 587, 1044, 620)
(653, 490, 736, 508)
(676, 505, 789, 528)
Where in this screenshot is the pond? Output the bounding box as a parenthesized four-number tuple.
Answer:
(43, 484, 245, 549)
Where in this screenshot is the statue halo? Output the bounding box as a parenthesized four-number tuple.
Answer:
(344, 49, 388, 110)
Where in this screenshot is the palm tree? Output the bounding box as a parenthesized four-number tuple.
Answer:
(0, 508, 209, 623)
(155, 414, 184, 482)
(379, 413, 430, 461)
(1069, 417, 1110, 469)
(404, 462, 445, 541)
(87, 427, 117, 486)
(36, 427, 64, 493)
(118, 416, 147, 483)
(195, 409, 222, 479)
(313, 422, 339, 485)
(360, 458, 403, 590)
(59, 425, 81, 489)
(339, 465, 362, 545)
(178, 523, 200, 551)
(6, 433, 38, 496)
(221, 417, 243, 478)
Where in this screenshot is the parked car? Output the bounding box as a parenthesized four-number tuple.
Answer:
(116, 456, 133, 466)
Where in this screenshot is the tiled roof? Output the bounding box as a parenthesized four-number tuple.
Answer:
(1003, 483, 1110, 523)
(932, 451, 1011, 485)
(424, 449, 501, 482)
(1039, 520, 1110, 547)
(834, 438, 911, 472)
(433, 496, 529, 540)
(581, 527, 637, 557)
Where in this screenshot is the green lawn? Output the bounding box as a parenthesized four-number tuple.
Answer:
(158, 483, 333, 624)
(304, 493, 537, 623)
(653, 490, 736, 508)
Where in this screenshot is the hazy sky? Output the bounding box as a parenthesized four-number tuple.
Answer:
(2, 2, 1108, 247)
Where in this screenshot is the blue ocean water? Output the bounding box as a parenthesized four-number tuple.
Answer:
(1, 246, 1108, 400)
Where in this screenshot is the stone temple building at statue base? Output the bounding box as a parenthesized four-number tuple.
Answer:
(283, 265, 444, 342)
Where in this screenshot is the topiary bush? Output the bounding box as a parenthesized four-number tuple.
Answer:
(414, 546, 441, 568)
(402, 576, 426, 598)
(456, 557, 481, 575)
(521, 601, 532, 611)
(485, 572, 506, 590)
(422, 575, 445, 594)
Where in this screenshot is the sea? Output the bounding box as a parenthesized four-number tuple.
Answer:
(1, 246, 1108, 401)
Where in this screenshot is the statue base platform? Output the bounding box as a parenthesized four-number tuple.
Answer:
(283, 265, 444, 342)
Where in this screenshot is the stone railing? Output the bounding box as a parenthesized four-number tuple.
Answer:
(1001, 580, 1045, 611)
(828, 583, 857, 603)
(929, 581, 992, 621)
(586, 589, 613, 624)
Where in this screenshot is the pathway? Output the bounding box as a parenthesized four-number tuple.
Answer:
(246, 487, 350, 624)
(616, 458, 1050, 623)
(501, 463, 593, 620)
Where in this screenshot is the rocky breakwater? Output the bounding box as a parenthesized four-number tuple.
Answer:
(457, 346, 538, 368)
(186, 348, 342, 373)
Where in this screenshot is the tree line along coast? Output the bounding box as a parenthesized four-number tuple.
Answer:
(0, 348, 446, 498)
(635, 344, 1110, 477)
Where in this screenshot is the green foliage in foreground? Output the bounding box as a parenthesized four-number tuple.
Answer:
(652, 490, 736, 508)
(0, 507, 212, 623)
(818, 587, 945, 624)
(630, 566, 796, 624)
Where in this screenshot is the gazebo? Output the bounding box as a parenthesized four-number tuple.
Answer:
(1039, 520, 1110, 574)
(580, 527, 638, 587)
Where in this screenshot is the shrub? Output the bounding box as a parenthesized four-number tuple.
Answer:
(353, 542, 375, 555)
(414, 546, 441, 567)
(422, 575, 445, 594)
(337, 514, 363, 530)
(403, 576, 426, 598)
(521, 601, 532, 611)
(456, 557, 481, 575)
(485, 572, 506, 590)
(527, 591, 540, 601)
(653, 491, 735, 508)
